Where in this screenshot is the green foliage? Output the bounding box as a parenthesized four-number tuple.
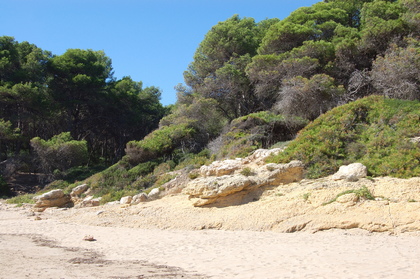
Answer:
(211, 111, 307, 159)
(125, 123, 196, 164)
(268, 96, 420, 178)
(30, 132, 88, 179)
(6, 193, 35, 206)
(322, 186, 375, 205)
(240, 167, 254, 176)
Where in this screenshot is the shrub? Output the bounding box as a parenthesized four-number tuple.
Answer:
(268, 96, 420, 178)
(322, 186, 375, 205)
(30, 132, 88, 180)
(240, 167, 254, 176)
(125, 123, 196, 164)
(6, 194, 35, 206)
(211, 111, 307, 159)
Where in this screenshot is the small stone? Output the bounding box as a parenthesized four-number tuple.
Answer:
(96, 210, 105, 215)
(336, 193, 359, 204)
(83, 235, 96, 241)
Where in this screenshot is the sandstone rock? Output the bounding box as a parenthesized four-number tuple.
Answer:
(200, 159, 243, 177)
(120, 196, 133, 204)
(258, 161, 305, 186)
(336, 193, 359, 204)
(33, 189, 71, 210)
(74, 196, 101, 208)
(184, 160, 304, 207)
(184, 175, 254, 199)
(332, 163, 367, 181)
(242, 148, 283, 165)
(148, 188, 160, 200)
(132, 193, 148, 204)
(70, 184, 89, 197)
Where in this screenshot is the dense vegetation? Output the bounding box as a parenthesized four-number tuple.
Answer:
(0, 40, 166, 192)
(1, 0, 419, 198)
(268, 95, 420, 178)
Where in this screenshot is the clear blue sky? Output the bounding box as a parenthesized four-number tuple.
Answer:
(1, 0, 320, 106)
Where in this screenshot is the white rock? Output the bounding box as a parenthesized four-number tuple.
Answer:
(120, 196, 133, 204)
(148, 188, 160, 200)
(200, 159, 243, 176)
(70, 184, 89, 197)
(332, 163, 367, 181)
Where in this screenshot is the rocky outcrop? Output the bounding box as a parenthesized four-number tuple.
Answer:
(33, 189, 71, 211)
(183, 160, 305, 206)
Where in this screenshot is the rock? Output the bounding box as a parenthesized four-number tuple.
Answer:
(200, 159, 243, 176)
(120, 196, 133, 204)
(33, 189, 71, 210)
(75, 196, 101, 208)
(70, 184, 89, 197)
(148, 188, 160, 200)
(410, 137, 420, 144)
(336, 193, 359, 204)
(184, 160, 304, 207)
(242, 148, 283, 165)
(132, 193, 148, 204)
(332, 163, 367, 181)
(184, 175, 254, 199)
(258, 160, 305, 186)
(96, 210, 105, 215)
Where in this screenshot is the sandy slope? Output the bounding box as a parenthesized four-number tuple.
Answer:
(1, 175, 420, 279)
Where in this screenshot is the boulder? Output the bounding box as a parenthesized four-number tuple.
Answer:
(332, 163, 367, 181)
(132, 193, 148, 204)
(33, 189, 71, 210)
(120, 196, 133, 204)
(70, 184, 89, 197)
(148, 188, 160, 200)
(75, 196, 101, 208)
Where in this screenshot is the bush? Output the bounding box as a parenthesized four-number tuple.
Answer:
(125, 123, 196, 164)
(211, 111, 307, 159)
(6, 194, 35, 206)
(268, 96, 420, 178)
(30, 132, 88, 180)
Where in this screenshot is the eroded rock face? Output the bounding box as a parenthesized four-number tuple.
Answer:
(33, 189, 71, 211)
(200, 159, 243, 177)
(332, 163, 367, 181)
(183, 160, 305, 206)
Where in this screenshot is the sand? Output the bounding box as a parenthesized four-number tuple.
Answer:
(1, 200, 420, 279)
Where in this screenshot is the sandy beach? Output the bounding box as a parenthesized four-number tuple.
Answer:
(1, 200, 420, 279)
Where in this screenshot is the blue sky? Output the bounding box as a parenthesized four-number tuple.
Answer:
(1, 0, 320, 106)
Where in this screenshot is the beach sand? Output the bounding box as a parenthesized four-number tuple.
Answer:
(1, 201, 419, 279)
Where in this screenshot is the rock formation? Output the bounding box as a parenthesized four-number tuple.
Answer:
(183, 153, 305, 206)
(33, 189, 71, 211)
